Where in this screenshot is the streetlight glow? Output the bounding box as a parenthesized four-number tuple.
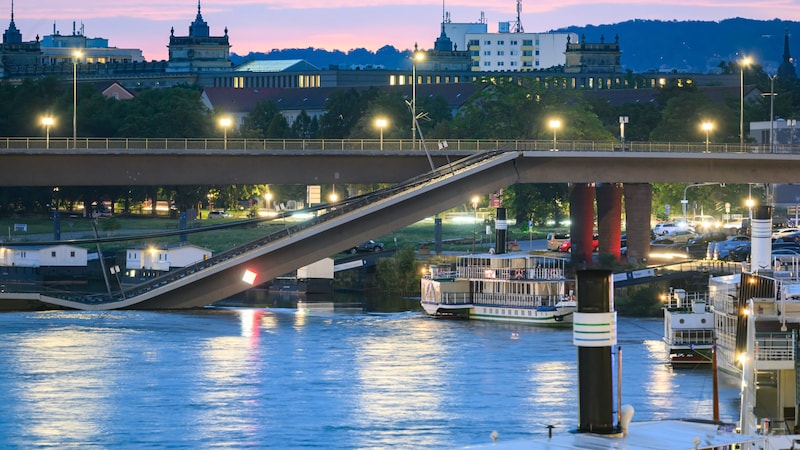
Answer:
(701, 121, 713, 153)
(219, 117, 232, 150)
(471, 196, 480, 252)
(375, 117, 388, 150)
(42, 116, 54, 149)
(73, 50, 82, 149)
(739, 56, 752, 148)
(549, 119, 561, 151)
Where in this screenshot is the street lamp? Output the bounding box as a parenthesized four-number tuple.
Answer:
(72, 50, 82, 149)
(219, 117, 232, 150)
(549, 119, 561, 151)
(739, 56, 752, 148)
(746, 197, 755, 220)
(619, 116, 628, 151)
(265, 192, 272, 211)
(701, 121, 713, 153)
(411, 47, 424, 150)
(766, 74, 778, 153)
(42, 116, 54, 149)
(375, 117, 387, 150)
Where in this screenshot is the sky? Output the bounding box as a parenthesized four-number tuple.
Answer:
(8, 0, 800, 61)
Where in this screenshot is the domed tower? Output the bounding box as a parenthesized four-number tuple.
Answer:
(167, 0, 232, 73)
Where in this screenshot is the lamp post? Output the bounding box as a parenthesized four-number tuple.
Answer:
(766, 74, 777, 153)
(701, 121, 713, 153)
(746, 184, 754, 221)
(619, 116, 628, 151)
(549, 119, 561, 151)
(739, 56, 752, 149)
(682, 182, 720, 221)
(42, 116, 54, 149)
(471, 196, 479, 252)
(411, 48, 424, 150)
(265, 192, 272, 211)
(219, 117, 232, 150)
(72, 50, 82, 149)
(375, 118, 387, 150)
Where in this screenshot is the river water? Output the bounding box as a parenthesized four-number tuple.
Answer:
(0, 299, 742, 449)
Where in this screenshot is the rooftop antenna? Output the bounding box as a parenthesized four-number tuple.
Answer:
(480, 11, 486, 24)
(512, 0, 524, 33)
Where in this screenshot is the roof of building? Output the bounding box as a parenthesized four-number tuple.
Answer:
(234, 59, 321, 73)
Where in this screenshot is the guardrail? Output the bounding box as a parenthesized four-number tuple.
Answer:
(3, 137, 800, 154)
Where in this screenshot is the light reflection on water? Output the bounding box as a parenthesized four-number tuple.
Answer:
(0, 307, 741, 449)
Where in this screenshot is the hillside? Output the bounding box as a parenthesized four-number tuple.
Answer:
(231, 18, 800, 74)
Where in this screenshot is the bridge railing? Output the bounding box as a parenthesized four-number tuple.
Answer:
(3, 137, 799, 154)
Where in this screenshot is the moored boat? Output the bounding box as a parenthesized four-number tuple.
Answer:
(662, 287, 715, 366)
(420, 252, 575, 326)
(708, 205, 800, 436)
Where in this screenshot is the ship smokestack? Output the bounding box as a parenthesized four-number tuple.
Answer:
(574, 269, 617, 433)
(495, 207, 507, 254)
(750, 205, 772, 272)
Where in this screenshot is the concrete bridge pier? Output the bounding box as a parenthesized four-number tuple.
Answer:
(596, 183, 622, 260)
(569, 183, 596, 266)
(569, 182, 652, 266)
(623, 183, 653, 265)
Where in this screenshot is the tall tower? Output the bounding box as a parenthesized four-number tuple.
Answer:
(777, 28, 797, 83)
(167, 0, 231, 73)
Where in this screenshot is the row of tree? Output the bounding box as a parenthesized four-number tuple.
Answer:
(0, 61, 796, 223)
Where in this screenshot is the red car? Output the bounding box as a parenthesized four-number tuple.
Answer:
(557, 234, 599, 252)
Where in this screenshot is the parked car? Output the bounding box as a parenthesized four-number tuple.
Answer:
(774, 230, 800, 244)
(690, 215, 720, 231)
(546, 232, 570, 251)
(709, 235, 750, 260)
(207, 210, 231, 218)
(726, 243, 751, 262)
(652, 229, 698, 245)
(772, 228, 799, 241)
(348, 240, 384, 254)
(557, 234, 599, 252)
(685, 230, 728, 257)
(653, 221, 690, 236)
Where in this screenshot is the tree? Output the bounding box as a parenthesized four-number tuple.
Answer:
(238, 100, 285, 138)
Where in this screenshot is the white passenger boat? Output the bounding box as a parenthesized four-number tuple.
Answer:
(662, 288, 715, 366)
(707, 207, 800, 437)
(420, 252, 576, 326)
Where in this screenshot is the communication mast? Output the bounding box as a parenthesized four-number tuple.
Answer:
(512, 0, 524, 33)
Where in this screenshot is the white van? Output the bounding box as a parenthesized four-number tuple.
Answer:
(691, 215, 719, 230)
(546, 232, 570, 251)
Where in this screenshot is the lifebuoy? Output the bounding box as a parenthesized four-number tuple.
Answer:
(514, 269, 524, 279)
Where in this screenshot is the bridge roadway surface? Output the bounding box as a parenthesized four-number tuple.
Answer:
(1, 140, 793, 310)
(1, 138, 800, 186)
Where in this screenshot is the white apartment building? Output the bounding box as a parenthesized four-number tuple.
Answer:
(466, 31, 577, 72)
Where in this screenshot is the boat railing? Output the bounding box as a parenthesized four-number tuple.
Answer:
(439, 292, 472, 306)
(472, 293, 565, 307)
(457, 266, 565, 280)
(671, 329, 715, 346)
(755, 332, 796, 363)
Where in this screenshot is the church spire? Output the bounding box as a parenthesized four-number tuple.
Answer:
(3, 0, 22, 44)
(778, 28, 797, 82)
(189, 0, 210, 37)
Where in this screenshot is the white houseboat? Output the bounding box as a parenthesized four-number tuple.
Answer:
(662, 288, 715, 366)
(420, 252, 576, 326)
